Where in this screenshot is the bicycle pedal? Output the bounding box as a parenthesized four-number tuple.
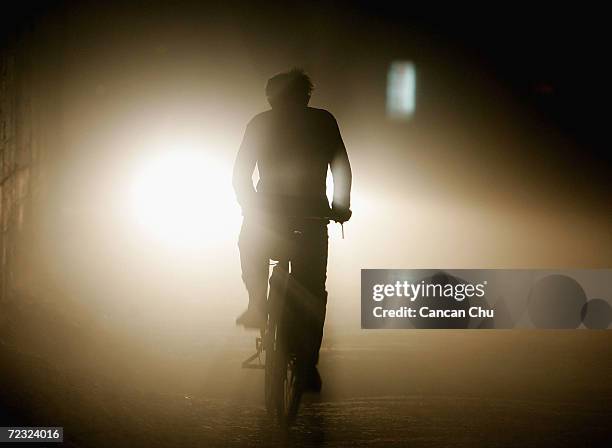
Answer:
(242, 351, 265, 370)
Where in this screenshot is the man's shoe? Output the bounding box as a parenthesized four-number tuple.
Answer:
(303, 366, 322, 393)
(236, 307, 266, 329)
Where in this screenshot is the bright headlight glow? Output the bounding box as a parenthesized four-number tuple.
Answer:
(129, 145, 240, 249)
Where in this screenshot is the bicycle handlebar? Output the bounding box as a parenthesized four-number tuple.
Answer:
(244, 214, 346, 238)
(298, 216, 345, 239)
(298, 216, 332, 221)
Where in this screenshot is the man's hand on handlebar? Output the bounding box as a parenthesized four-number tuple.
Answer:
(330, 205, 352, 223)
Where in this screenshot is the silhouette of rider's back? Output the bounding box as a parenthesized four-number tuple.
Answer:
(233, 68, 352, 392)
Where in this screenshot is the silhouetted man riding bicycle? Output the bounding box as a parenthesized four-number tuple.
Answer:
(233, 68, 352, 393)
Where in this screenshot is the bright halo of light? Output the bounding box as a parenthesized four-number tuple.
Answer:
(129, 146, 240, 249)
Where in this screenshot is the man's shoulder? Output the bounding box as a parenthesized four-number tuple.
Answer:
(306, 108, 340, 134)
(307, 107, 337, 122)
(246, 110, 273, 128)
(246, 107, 337, 128)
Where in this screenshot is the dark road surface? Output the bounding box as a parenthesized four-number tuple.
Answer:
(1, 308, 611, 447)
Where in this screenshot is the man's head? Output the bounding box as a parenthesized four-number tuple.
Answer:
(266, 68, 313, 109)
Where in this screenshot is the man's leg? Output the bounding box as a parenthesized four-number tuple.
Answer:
(236, 219, 269, 328)
(290, 223, 329, 371)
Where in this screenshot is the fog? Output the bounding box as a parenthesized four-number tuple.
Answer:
(1, 3, 610, 446)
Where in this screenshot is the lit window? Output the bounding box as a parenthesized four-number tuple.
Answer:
(387, 61, 416, 119)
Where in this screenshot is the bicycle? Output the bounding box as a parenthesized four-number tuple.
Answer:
(242, 216, 337, 427)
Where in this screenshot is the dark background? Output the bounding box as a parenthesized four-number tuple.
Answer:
(4, 1, 610, 157)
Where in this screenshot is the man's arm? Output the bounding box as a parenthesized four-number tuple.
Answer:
(329, 116, 352, 221)
(232, 121, 258, 213)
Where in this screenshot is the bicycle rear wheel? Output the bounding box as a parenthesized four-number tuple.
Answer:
(274, 340, 303, 427)
(265, 264, 304, 427)
(264, 309, 303, 426)
(264, 326, 276, 416)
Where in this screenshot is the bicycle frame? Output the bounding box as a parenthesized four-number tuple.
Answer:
(241, 216, 337, 426)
